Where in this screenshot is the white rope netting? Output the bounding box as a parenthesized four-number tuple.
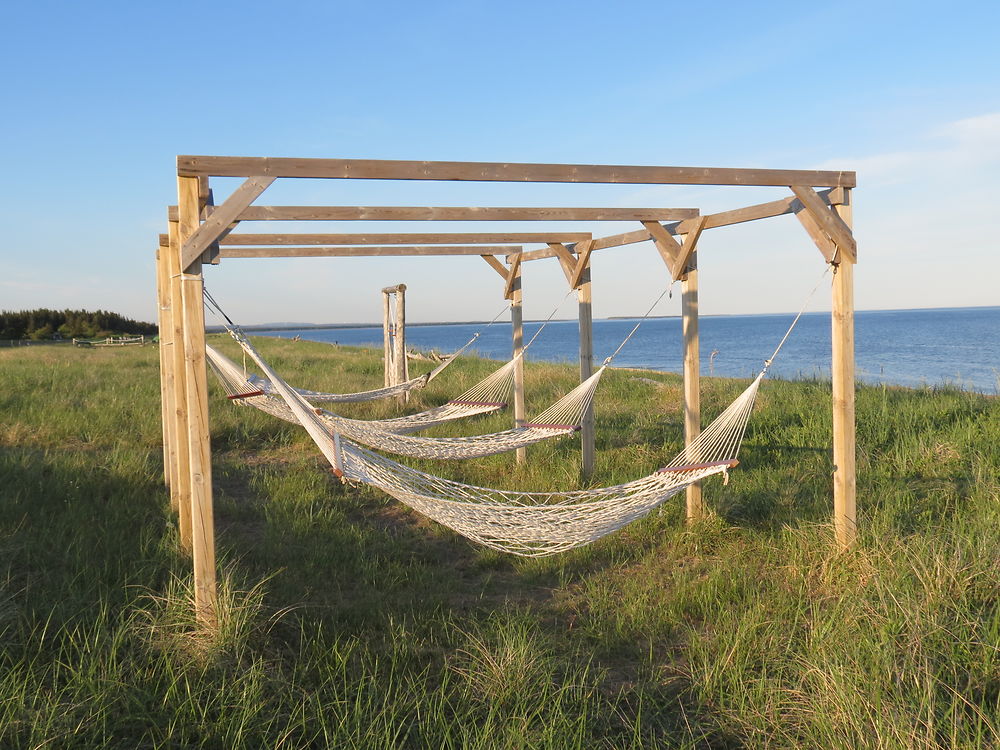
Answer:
(234, 329, 763, 556)
(207, 343, 516, 436)
(209, 341, 605, 459)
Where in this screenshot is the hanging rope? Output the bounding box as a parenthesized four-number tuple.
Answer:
(600, 282, 677, 367)
(203, 289, 511, 402)
(761, 265, 832, 375)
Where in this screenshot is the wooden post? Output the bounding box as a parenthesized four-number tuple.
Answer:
(382, 290, 393, 387)
(155, 247, 176, 488)
(831, 191, 856, 548)
(682, 253, 703, 520)
(510, 262, 526, 465)
(178, 175, 217, 627)
(167, 221, 191, 544)
(394, 284, 407, 404)
(577, 264, 595, 478)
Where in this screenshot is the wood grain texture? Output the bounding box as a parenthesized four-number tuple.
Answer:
(166, 221, 191, 544)
(643, 220, 682, 271)
(218, 245, 525, 258)
(219, 233, 591, 246)
(504, 253, 522, 301)
(790, 186, 857, 261)
(480, 254, 509, 279)
(672, 215, 707, 280)
(682, 257, 703, 520)
(178, 176, 218, 627)
(577, 266, 595, 478)
(509, 264, 526, 465)
(831, 191, 857, 548)
(178, 155, 856, 187)
(569, 240, 595, 290)
(514, 188, 842, 262)
(155, 248, 176, 490)
(794, 207, 838, 262)
(547, 243, 577, 285)
(180, 176, 274, 270)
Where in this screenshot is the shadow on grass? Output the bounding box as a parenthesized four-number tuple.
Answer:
(0, 444, 178, 632)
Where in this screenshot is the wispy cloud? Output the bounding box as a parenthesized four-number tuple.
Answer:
(815, 111, 1000, 184)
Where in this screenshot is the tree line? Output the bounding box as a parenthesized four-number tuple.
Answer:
(0, 309, 158, 341)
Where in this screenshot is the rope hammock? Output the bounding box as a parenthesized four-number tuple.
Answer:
(207, 342, 520, 436)
(223, 299, 512, 404)
(204, 289, 575, 438)
(209, 288, 672, 460)
(214, 270, 825, 556)
(239, 331, 761, 556)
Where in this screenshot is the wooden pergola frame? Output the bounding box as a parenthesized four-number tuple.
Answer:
(156, 155, 857, 626)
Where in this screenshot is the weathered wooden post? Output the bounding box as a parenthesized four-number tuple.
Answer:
(510, 260, 527, 465)
(166, 220, 191, 544)
(155, 244, 176, 489)
(381, 284, 407, 403)
(394, 285, 408, 401)
(831, 191, 857, 548)
(382, 289, 392, 388)
(177, 176, 218, 627)
(681, 253, 703, 520)
(576, 258, 595, 479)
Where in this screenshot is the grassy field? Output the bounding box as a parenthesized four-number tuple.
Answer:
(0, 337, 997, 748)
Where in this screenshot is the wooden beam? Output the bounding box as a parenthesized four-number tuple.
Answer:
(218, 245, 525, 258)
(504, 253, 522, 301)
(480, 254, 509, 280)
(180, 176, 274, 270)
(219, 232, 591, 246)
(671, 215, 707, 280)
(172, 205, 702, 222)
(790, 186, 857, 262)
(178, 155, 856, 187)
(513, 188, 843, 262)
(831, 190, 856, 549)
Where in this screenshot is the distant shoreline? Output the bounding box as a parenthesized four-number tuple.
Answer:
(209, 304, 1000, 334)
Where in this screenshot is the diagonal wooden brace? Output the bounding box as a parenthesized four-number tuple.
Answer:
(790, 186, 856, 262)
(644, 216, 705, 281)
(794, 205, 838, 263)
(548, 243, 578, 286)
(569, 240, 594, 290)
(643, 220, 682, 271)
(480, 254, 509, 280)
(670, 215, 706, 280)
(504, 253, 523, 300)
(181, 176, 275, 270)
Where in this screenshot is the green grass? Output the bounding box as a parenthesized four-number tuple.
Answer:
(0, 337, 997, 748)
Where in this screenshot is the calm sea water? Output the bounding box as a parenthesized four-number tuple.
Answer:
(255, 306, 1000, 394)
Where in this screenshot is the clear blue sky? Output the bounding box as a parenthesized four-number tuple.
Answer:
(2, 0, 997, 325)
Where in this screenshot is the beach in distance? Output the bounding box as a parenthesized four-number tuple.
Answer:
(253, 305, 1000, 394)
